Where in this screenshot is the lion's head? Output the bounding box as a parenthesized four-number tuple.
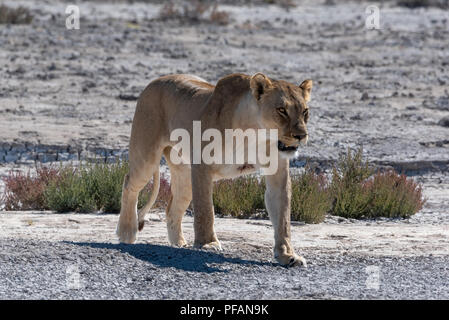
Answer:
(249, 73, 313, 157)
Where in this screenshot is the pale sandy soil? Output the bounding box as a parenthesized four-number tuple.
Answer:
(1, 211, 448, 258)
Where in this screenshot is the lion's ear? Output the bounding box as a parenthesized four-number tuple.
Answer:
(250, 73, 272, 100)
(299, 79, 313, 102)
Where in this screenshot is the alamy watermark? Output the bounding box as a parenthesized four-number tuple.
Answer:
(365, 5, 380, 30)
(365, 265, 380, 290)
(169, 121, 284, 175)
(66, 263, 83, 290)
(66, 5, 80, 30)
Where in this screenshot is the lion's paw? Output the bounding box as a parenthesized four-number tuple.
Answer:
(275, 253, 307, 268)
(116, 222, 138, 244)
(170, 238, 188, 248)
(194, 241, 222, 252)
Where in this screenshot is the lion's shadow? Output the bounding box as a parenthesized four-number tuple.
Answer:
(67, 241, 274, 273)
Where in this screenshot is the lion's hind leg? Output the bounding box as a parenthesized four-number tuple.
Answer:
(116, 153, 161, 244)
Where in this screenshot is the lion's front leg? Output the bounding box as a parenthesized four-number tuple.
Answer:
(191, 165, 222, 251)
(264, 158, 306, 267)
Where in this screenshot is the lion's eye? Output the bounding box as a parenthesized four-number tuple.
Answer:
(277, 107, 288, 117)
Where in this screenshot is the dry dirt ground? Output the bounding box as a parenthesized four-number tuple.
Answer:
(0, 0, 448, 166)
(0, 0, 448, 299)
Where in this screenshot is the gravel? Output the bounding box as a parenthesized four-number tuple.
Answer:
(438, 116, 449, 128)
(0, 238, 448, 300)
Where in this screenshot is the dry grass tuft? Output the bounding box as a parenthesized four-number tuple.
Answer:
(158, 1, 230, 25)
(0, 5, 33, 24)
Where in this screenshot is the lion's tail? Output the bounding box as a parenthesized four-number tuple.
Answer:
(137, 166, 160, 231)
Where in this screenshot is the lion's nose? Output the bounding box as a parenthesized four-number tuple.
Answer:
(293, 134, 307, 141)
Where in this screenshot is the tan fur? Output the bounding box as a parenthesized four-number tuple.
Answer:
(116, 73, 312, 267)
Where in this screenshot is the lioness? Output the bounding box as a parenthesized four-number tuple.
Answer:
(116, 73, 312, 267)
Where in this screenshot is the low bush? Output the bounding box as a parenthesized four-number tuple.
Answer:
(44, 161, 172, 213)
(1, 149, 425, 221)
(362, 170, 425, 218)
(212, 167, 331, 223)
(330, 148, 374, 218)
(330, 148, 425, 218)
(291, 167, 331, 224)
(45, 166, 97, 213)
(79, 161, 130, 213)
(1, 161, 171, 214)
(2, 166, 59, 210)
(213, 175, 265, 218)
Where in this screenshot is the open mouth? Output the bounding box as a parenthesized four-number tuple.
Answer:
(277, 141, 299, 152)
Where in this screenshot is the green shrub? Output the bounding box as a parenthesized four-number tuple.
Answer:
(1, 150, 425, 221)
(212, 169, 331, 223)
(45, 166, 97, 213)
(43, 161, 171, 213)
(330, 148, 374, 218)
(213, 175, 266, 218)
(81, 161, 129, 213)
(363, 170, 425, 218)
(82, 160, 171, 213)
(291, 168, 331, 223)
(330, 148, 425, 218)
(332, 147, 373, 187)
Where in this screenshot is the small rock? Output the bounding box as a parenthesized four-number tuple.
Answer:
(118, 93, 139, 101)
(438, 116, 449, 127)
